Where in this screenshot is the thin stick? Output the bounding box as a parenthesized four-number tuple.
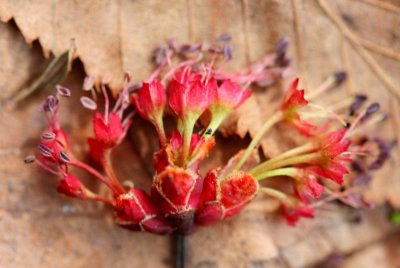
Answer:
(353, 0, 400, 13)
(318, 0, 400, 101)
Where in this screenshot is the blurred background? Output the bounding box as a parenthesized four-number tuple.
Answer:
(0, 0, 399, 267)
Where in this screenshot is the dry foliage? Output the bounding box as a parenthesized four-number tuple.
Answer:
(0, 0, 400, 267)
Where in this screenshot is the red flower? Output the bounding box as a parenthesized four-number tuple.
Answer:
(57, 174, 86, 198)
(93, 112, 126, 148)
(115, 189, 173, 235)
(151, 165, 202, 234)
(88, 112, 132, 162)
(196, 170, 259, 226)
(280, 79, 316, 136)
(308, 128, 351, 184)
(170, 130, 203, 157)
(281, 78, 308, 110)
(133, 80, 166, 122)
(168, 69, 213, 119)
(38, 129, 70, 164)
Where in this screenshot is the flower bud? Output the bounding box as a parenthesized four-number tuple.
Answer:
(168, 69, 212, 119)
(133, 80, 166, 122)
(57, 174, 86, 198)
(151, 166, 202, 234)
(115, 189, 173, 235)
(196, 170, 259, 226)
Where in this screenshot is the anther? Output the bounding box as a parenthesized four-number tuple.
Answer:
(41, 131, 56, 141)
(38, 144, 53, 157)
(24, 155, 36, 164)
(334, 71, 347, 87)
(80, 96, 97, 110)
(83, 76, 95, 91)
(56, 85, 71, 97)
(349, 94, 367, 116)
(59, 151, 71, 163)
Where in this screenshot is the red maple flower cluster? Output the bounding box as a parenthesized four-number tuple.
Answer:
(27, 37, 391, 233)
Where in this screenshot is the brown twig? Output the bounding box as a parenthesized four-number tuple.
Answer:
(317, 0, 400, 101)
(358, 37, 400, 62)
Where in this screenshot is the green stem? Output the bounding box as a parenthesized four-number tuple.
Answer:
(70, 159, 119, 194)
(250, 143, 315, 175)
(154, 115, 167, 146)
(233, 112, 283, 172)
(255, 167, 297, 181)
(204, 113, 226, 138)
(251, 152, 321, 176)
(182, 117, 196, 166)
(259, 187, 291, 203)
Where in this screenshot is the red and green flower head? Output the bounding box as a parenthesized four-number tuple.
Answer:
(168, 68, 213, 120)
(196, 169, 259, 226)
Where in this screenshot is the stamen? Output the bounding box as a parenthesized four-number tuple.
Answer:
(24, 155, 36, 164)
(41, 131, 56, 141)
(101, 84, 110, 125)
(56, 85, 71, 97)
(334, 71, 347, 87)
(38, 144, 53, 157)
(80, 96, 97, 110)
(344, 104, 379, 139)
(307, 71, 347, 100)
(346, 113, 387, 136)
(361, 102, 380, 122)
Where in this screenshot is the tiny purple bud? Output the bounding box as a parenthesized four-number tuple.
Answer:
(38, 144, 52, 157)
(275, 37, 290, 67)
(276, 37, 289, 56)
(361, 102, 380, 122)
(59, 151, 71, 163)
(217, 33, 232, 42)
(366, 102, 380, 116)
(24, 155, 36, 164)
(41, 95, 59, 112)
(351, 160, 365, 174)
(41, 131, 56, 141)
(56, 85, 71, 97)
(80, 96, 97, 110)
(349, 94, 367, 116)
(223, 43, 234, 61)
(334, 71, 347, 86)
